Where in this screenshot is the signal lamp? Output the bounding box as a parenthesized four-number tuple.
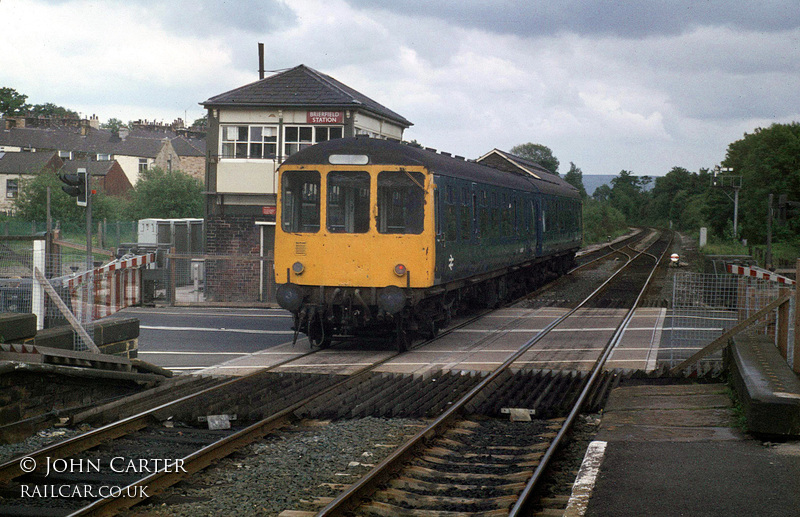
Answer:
(394, 264, 407, 277)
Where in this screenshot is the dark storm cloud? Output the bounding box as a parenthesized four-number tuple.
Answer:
(348, 0, 800, 38)
(43, 0, 297, 37)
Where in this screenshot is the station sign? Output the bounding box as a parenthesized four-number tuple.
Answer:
(262, 206, 277, 216)
(307, 111, 343, 124)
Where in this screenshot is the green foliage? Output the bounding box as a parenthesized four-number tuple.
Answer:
(0, 87, 29, 116)
(724, 122, 800, 243)
(582, 198, 628, 244)
(101, 118, 126, 132)
(510, 142, 560, 175)
(564, 162, 587, 199)
(28, 102, 78, 119)
(192, 114, 208, 128)
(126, 167, 203, 220)
(13, 171, 125, 222)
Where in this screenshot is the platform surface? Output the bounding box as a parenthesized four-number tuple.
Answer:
(583, 383, 800, 517)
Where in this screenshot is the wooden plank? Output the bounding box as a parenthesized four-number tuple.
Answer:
(33, 267, 100, 353)
(670, 291, 793, 374)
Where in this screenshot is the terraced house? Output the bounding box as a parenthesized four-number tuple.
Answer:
(201, 64, 412, 302)
(0, 116, 206, 188)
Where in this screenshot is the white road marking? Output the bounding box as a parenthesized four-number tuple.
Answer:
(140, 325, 294, 334)
(564, 440, 607, 517)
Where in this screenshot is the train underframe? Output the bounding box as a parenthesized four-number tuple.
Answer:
(283, 250, 577, 352)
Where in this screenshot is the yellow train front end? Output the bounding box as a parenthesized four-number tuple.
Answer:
(274, 155, 435, 347)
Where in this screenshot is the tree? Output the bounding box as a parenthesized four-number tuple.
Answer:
(0, 87, 30, 116)
(192, 114, 208, 129)
(510, 143, 560, 175)
(127, 167, 203, 220)
(28, 102, 79, 119)
(14, 171, 123, 223)
(564, 162, 587, 199)
(101, 118, 126, 133)
(723, 122, 800, 243)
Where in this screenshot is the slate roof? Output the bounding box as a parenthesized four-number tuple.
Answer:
(476, 149, 576, 192)
(0, 125, 206, 159)
(60, 159, 119, 177)
(202, 64, 412, 128)
(0, 151, 60, 174)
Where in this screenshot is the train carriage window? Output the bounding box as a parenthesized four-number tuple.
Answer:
(327, 171, 370, 233)
(460, 187, 471, 241)
(377, 171, 425, 234)
(444, 185, 458, 242)
(281, 171, 320, 233)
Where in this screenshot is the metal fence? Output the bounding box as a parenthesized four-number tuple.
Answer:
(0, 236, 94, 350)
(667, 271, 794, 368)
(0, 235, 152, 351)
(161, 253, 277, 306)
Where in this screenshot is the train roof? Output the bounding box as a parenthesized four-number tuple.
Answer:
(282, 137, 580, 199)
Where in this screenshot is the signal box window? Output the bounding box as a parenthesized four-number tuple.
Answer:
(221, 125, 278, 159)
(377, 171, 425, 234)
(281, 171, 320, 233)
(327, 171, 370, 233)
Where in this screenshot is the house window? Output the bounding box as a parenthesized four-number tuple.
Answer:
(97, 153, 112, 161)
(6, 179, 18, 198)
(58, 150, 73, 160)
(283, 126, 343, 156)
(139, 158, 149, 173)
(221, 124, 278, 159)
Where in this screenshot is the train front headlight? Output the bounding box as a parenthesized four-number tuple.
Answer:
(394, 263, 407, 277)
(292, 261, 305, 275)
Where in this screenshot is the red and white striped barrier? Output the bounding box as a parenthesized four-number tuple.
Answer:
(727, 264, 796, 286)
(67, 253, 155, 319)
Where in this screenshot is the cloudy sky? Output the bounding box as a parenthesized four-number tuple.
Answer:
(1, 0, 798, 177)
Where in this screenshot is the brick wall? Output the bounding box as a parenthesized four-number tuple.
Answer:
(205, 212, 263, 303)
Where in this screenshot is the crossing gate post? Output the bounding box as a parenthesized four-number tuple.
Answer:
(778, 286, 790, 360)
(795, 259, 800, 374)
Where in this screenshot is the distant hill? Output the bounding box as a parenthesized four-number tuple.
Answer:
(582, 175, 617, 196)
(581, 175, 654, 196)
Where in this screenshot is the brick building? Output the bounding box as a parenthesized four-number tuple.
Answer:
(200, 64, 412, 302)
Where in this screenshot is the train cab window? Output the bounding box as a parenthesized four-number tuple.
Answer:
(377, 171, 425, 234)
(327, 171, 370, 233)
(281, 171, 320, 233)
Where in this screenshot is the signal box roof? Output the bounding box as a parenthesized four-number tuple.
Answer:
(202, 65, 412, 128)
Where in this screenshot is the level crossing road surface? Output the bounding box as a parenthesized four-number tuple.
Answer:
(119, 307, 297, 373)
(121, 304, 722, 377)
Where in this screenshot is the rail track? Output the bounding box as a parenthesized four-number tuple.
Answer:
(0, 229, 665, 516)
(312, 230, 672, 516)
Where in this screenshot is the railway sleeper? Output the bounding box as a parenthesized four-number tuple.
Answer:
(406, 465, 533, 483)
(425, 446, 545, 462)
(372, 487, 519, 511)
(388, 476, 527, 495)
(360, 500, 509, 517)
(420, 454, 542, 470)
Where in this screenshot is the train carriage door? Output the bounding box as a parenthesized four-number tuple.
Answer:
(471, 183, 479, 242)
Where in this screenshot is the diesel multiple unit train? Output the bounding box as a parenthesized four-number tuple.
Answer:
(275, 137, 582, 350)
